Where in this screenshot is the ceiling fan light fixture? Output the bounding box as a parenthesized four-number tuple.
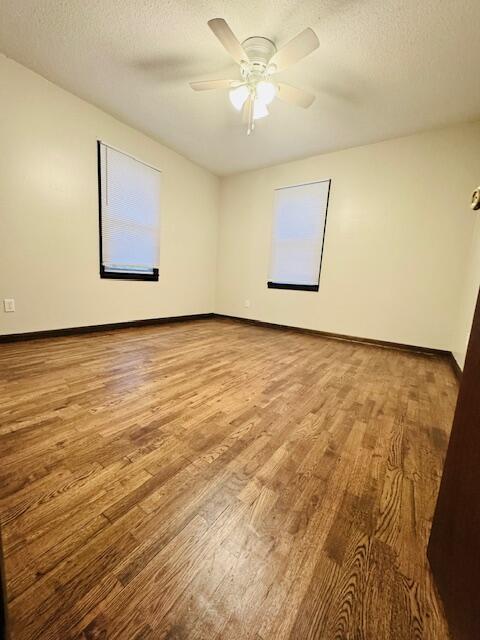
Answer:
(255, 81, 276, 105)
(229, 84, 249, 111)
(253, 99, 269, 120)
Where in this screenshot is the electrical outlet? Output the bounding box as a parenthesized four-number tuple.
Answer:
(3, 298, 15, 312)
(244, 299, 251, 308)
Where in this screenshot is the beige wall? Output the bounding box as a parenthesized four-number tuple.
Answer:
(0, 55, 219, 335)
(215, 123, 480, 350)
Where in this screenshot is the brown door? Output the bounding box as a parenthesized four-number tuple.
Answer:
(428, 288, 480, 640)
(0, 524, 7, 639)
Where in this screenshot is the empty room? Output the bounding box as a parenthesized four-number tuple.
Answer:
(1, 2, 480, 639)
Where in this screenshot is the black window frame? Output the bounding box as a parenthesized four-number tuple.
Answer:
(97, 140, 160, 282)
(267, 179, 331, 293)
(267, 282, 320, 291)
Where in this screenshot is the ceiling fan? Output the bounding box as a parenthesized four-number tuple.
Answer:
(190, 19, 319, 134)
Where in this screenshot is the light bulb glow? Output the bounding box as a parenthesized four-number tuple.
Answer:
(229, 85, 249, 111)
(253, 99, 269, 120)
(255, 81, 276, 105)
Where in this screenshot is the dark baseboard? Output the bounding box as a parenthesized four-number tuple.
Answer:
(1, 312, 456, 366)
(0, 313, 214, 343)
(213, 313, 450, 358)
(447, 352, 462, 382)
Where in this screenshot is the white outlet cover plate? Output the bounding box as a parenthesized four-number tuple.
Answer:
(4, 298, 15, 312)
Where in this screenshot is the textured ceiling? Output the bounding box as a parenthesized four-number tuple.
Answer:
(1, 0, 480, 175)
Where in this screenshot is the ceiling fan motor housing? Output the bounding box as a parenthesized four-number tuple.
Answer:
(241, 36, 277, 75)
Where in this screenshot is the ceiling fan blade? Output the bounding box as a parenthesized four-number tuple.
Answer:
(269, 28, 319, 72)
(189, 78, 237, 91)
(208, 18, 248, 65)
(277, 82, 315, 108)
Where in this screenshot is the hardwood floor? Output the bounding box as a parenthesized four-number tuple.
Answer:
(0, 318, 457, 639)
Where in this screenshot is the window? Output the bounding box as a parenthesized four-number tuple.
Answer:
(268, 180, 331, 291)
(98, 141, 161, 281)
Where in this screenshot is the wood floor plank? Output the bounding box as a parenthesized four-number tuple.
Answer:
(0, 319, 457, 639)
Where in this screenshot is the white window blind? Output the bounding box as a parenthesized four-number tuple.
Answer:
(99, 142, 161, 278)
(268, 180, 330, 290)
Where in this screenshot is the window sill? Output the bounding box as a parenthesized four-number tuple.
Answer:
(100, 267, 159, 281)
(267, 282, 319, 292)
